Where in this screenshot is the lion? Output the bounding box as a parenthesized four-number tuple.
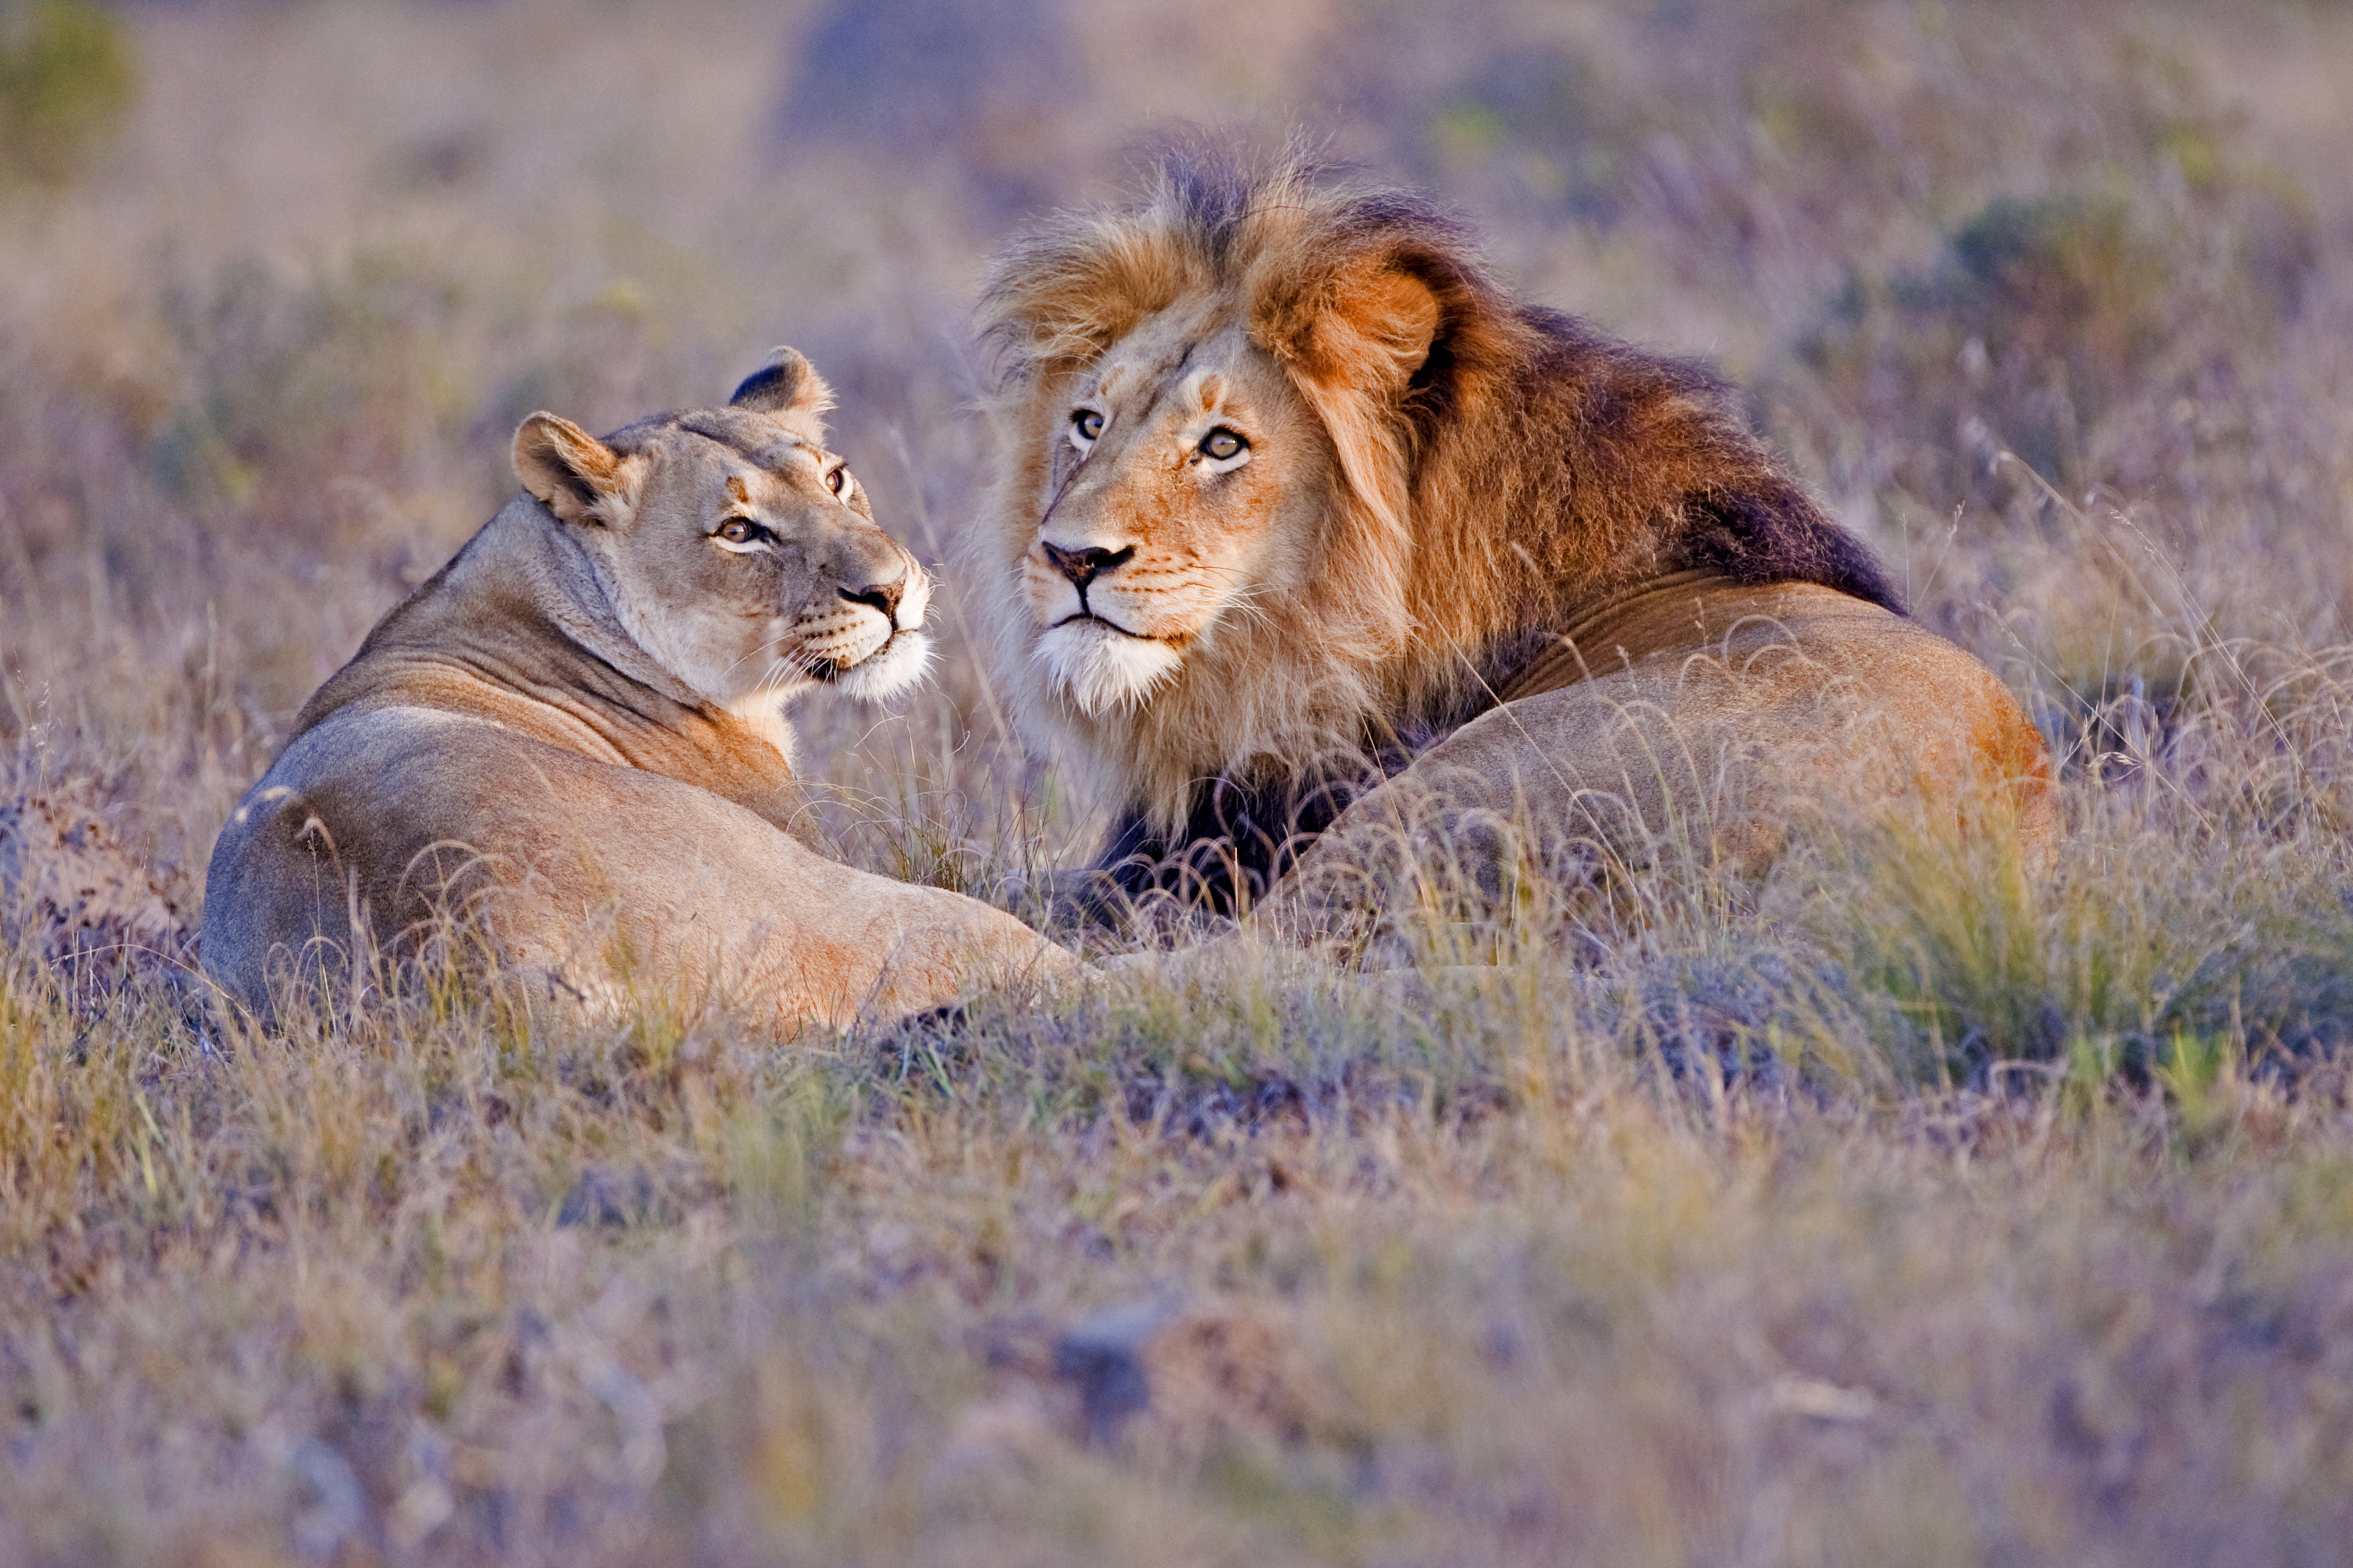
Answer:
(203, 348, 1076, 1032)
(962, 151, 2054, 939)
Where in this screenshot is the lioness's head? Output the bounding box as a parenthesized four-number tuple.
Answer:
(514, 348, 932, 718)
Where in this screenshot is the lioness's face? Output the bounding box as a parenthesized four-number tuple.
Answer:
(1015, 307, 1331, 715)
(516, 358, 932, 713)
(600, 418, 933, 707)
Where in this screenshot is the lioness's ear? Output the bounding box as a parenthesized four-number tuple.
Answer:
(1256, 257, 1442, 400)
(729, 346, 835, 420)
(514, 413, 630, 525)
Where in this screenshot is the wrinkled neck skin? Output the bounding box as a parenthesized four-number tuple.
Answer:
(293, 496, 807, 830)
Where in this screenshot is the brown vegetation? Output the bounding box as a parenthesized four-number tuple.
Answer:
(3, 1, 2352, 1562)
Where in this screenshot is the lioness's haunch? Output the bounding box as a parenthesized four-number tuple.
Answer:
(965, 149, 2053, 936)
(204, 349, 1075, 1030)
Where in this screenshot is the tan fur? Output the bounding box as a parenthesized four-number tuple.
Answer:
(966, 151, 2053, 923)
(204, 349, 1074, 1032)
(1268, 574, 2054, 934)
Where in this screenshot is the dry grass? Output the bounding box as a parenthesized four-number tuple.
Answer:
(4, 0, 2353, 1562)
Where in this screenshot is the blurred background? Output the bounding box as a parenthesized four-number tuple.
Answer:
(1, 0, 2349, 894)
(9, 9, 2353, 1559)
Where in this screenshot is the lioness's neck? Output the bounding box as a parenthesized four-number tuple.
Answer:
(291, 499, 804, 827)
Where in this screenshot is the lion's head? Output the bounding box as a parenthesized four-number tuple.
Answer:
(966, 156, 1471, 834)
(514, 347, 933, 731)
(967, 150, 1895, 841)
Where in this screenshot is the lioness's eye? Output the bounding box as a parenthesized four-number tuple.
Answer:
(716, 518, 760, 545)
(1200, 428, 1247, 462)
(1070, 408, 1104, 448)
(826, 465, 852, 498)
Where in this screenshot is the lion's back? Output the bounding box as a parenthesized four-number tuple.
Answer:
(1266, 581, 2053, 926)
(1496, 580, 2050, 848)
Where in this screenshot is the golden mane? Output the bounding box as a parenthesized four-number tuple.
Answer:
(974, 147, 1899, 843)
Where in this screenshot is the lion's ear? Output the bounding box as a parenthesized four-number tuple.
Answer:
(514, 413, 629, 525)
(729, 347, 835, 420)
(1260, 259, 1442, 399)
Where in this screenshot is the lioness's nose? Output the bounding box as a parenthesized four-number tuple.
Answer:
(840, 577, 903, 625)
(1041, 542, 1134, 590)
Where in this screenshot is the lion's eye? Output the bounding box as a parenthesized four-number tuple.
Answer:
(1069, 408, 1105, 449)
(716, 518, 762, 546)
(1199, 428, 1247, 463)
(826, 465, 852, 498)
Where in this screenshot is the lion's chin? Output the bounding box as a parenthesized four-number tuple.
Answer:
(1035, 620, 1183, 716)
(829, 628, 935, 702)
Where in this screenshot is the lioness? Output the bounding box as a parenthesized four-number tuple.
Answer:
(965, 151, 2053, 936)
(204, 349, 1074, 1030)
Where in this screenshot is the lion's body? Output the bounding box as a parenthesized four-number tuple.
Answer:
(205, 356, 1072, 1030)
(1261, 572, 2051, 932)
(965, 153, 2052, 925)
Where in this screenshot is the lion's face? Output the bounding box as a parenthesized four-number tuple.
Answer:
(971, 168, 1461, 826)
(1015, 306, 1333, 716)
(514, 360, 932, 719)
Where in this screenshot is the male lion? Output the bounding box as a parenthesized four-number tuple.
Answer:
(964, 152, 2053, 936)
(204, 349, 1074, 1031)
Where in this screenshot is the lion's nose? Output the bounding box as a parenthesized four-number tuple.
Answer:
(839, 577, 904, 627)
(1041, 542, 1134, 591)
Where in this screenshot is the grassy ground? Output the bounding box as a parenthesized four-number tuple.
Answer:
(4, 0, 2353, 1562)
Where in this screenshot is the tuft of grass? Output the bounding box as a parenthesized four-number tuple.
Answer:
(5, 946, 2353, 1564)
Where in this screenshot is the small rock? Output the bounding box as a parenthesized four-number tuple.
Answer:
(1053, 1298, 1175, 1444)
(1053, 1296, 1338, 1456)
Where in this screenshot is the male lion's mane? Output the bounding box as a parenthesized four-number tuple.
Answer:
(974, 148, 1901, 909)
